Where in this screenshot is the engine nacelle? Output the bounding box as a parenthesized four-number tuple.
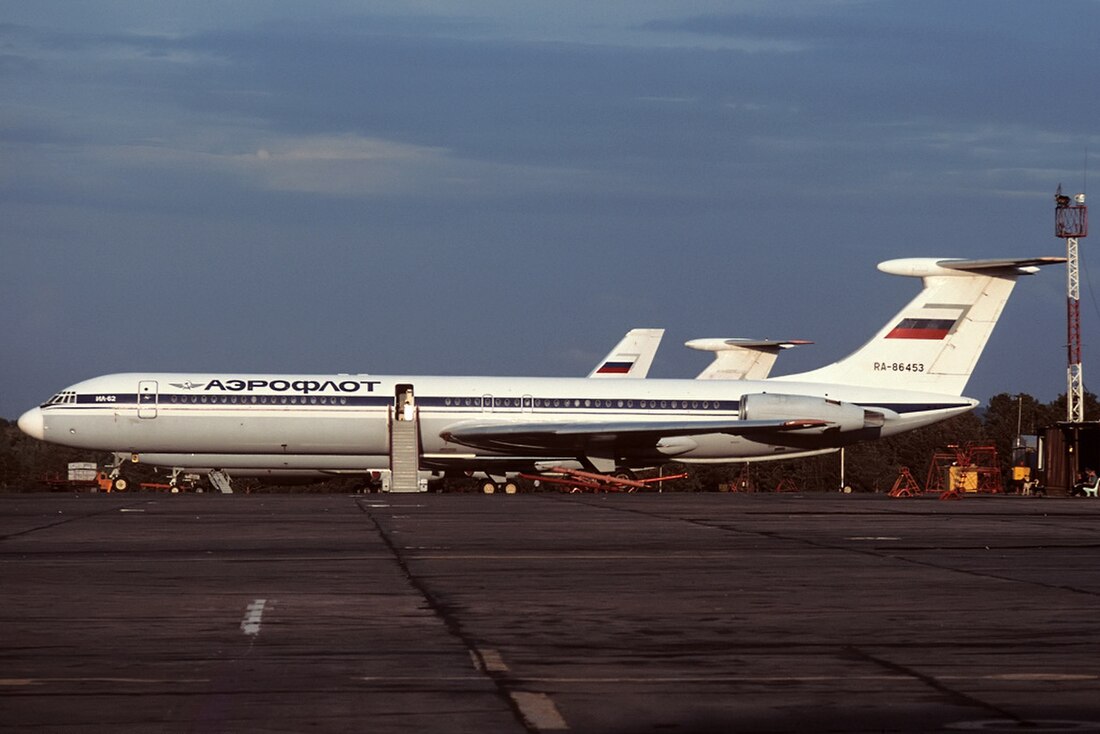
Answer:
(739, 393, 876, 433)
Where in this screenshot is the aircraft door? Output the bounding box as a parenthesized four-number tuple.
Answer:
(138, 380, 158, 419)
(395, 384, 415, 421)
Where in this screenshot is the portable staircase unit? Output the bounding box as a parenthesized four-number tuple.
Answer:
(208, 469, 234, 494)
(388, 412, 423, 493)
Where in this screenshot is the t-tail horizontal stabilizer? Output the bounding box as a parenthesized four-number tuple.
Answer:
(686, 338, 813, 380)
(773, 256, 1065, 396)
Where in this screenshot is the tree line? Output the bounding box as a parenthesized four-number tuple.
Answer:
(671, 391, 1097, 493)
(1, 391, 1094, 492)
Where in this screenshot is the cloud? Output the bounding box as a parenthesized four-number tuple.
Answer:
(0, 22, 224, 65)
(1, 130, 613, 203)
(231, 134, 452, 196)
(233, 134, 635, 199)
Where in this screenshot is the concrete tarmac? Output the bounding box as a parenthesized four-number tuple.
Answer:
(2, 491, 1100, 733)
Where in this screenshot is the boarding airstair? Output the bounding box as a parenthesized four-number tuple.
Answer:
(388, 413, 422, 492)
(208, 469, 234, 494)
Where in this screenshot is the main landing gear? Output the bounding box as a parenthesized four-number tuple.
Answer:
(104, 453, 133, 492)
(480, 480, 519, 495)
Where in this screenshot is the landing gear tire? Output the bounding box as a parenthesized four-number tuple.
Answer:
(503, 481, 519, 495)
(613, 470, 637, 492)
(481, 481, 497, 494)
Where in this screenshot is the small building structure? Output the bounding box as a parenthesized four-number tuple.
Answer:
(1038, 422, 1100, 496)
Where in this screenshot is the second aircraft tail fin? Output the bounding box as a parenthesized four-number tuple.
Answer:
(589, 328, 665, 378)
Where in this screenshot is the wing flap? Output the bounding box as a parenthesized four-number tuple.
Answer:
(441, 418, 828, 454)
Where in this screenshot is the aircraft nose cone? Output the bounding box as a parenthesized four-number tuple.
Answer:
(18, 407, 45, 440)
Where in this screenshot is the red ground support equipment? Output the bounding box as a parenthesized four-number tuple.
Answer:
(888, 467, 922, 498)
(519, 467, 688, 493)
(729, 464, 756, 493)
(925, 443, 1002, 495)
(774, 477, 800, 493)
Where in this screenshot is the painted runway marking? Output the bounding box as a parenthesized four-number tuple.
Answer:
(946, 720, 1100, 733)
(480, 648, 509, 673)
(469, 648, 510, 674)
(240, 598, 267, 636)
(356, 673, 1100, 684)
(984, 673, 1097, 682)
(511, 691, 568, 731)
(0, 677, 209, 686)
(406, 553, 736, 560)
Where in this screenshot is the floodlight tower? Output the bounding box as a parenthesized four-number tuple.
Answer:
(1055, 185, 1088, 422)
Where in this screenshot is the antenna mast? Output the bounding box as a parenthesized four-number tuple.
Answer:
(1055, 185, 1088, 422)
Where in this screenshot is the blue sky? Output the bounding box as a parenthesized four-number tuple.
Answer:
(2, 1, 1097, 418)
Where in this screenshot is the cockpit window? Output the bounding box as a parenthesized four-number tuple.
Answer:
(41, 391, 77, 407)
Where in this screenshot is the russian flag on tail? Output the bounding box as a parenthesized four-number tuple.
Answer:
(595, 361, 635, 374)
(886, 318, 957, 340)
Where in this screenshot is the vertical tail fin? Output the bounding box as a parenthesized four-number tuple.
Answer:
(588, 328, 665, 378)
(774, 257, 1064, 395)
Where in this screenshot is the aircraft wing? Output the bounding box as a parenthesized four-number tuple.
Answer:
(440, 417, 827, 455)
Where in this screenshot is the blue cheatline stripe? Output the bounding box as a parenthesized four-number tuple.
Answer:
(52, 394, 971, 417)
(59, 393, 742, 412)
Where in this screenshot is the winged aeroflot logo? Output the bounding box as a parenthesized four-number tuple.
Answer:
(169, 381, 202, 390)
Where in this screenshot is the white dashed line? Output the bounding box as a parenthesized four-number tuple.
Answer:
(467, 649, 566, 729)
(356, 672, 1099, 684)
(240, 598, 267, 636)
(480, 648, 509, 673)
(511, 691, 569, 731)
(0, 676, 210, 686)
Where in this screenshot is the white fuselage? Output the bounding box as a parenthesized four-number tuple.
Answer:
(19, 371, 975, 473)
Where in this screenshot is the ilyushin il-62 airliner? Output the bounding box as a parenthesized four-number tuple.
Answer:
(18, 257, 1061, 492)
